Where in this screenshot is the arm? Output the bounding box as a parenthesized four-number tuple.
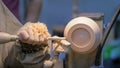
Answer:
(25, 0, 42, 22)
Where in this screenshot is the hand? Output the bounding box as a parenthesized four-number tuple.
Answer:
(17, 22, 51, 45)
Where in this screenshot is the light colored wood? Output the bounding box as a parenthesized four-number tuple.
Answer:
(64, 14, 103, 68)
(0, 32, 18, 44)
(64, 17, 102, 53)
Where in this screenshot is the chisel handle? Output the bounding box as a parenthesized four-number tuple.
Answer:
(0, 32, 19, 44)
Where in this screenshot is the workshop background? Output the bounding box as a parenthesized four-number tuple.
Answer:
(19, 0, 120, 68)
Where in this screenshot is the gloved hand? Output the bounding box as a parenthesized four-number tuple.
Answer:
(17, 22, 51, 45)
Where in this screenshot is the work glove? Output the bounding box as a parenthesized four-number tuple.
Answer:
(17, 22, 51, 45)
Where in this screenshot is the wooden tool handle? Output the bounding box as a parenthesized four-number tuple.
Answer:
(0, 32, 18, 44)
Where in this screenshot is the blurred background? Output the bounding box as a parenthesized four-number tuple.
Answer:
(13, 0, 120, 68)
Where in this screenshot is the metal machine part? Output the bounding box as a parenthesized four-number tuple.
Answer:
(64, 17, 102, 53)
(95, 6, 120, 66)
(44, 36, 70, 68)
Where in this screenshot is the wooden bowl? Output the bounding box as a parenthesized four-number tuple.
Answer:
(64, 17, 102, 53)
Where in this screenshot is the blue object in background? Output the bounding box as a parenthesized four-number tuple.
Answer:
(39, 0, 73, 33)
(39, 0, 120, 33)
(20, 0, 120, 32)
(59, 53, 66, 60)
